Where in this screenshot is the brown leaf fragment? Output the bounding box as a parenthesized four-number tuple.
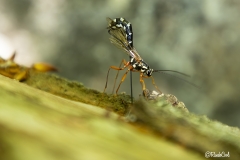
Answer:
(32, 63, 57, 72)
(13, 70, 28, 81)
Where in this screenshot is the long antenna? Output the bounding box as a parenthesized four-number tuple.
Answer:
(153, 69, 190, 77)
(154, 70, 200, 89)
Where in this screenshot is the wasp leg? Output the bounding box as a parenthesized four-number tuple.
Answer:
(140, 73, 147, 96)
(140, 74, 162, 96)
(150, 76, 162, 94)
(115, 68, 131, 94)
(104, 59, 129, 93)
(112, 60, 126, 94)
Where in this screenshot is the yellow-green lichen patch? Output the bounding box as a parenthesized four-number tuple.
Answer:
(24, 70, 132, 115)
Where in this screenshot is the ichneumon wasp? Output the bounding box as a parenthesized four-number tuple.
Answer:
(104, 17, 191, 98)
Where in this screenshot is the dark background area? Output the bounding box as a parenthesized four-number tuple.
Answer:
(0, 0, 239, 127)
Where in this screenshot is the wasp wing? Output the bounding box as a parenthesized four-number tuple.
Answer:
(108, 28, 132, 54)
(106, 17, 113, 29)
(108, 28, 142, 61)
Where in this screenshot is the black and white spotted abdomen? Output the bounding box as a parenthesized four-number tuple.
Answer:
(108, 17, 133, 48)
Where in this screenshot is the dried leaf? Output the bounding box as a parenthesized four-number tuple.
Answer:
(32, 63, 57, 72)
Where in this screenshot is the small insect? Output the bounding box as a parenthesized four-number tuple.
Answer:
(106, 17, 135, 102)
(104, 17, 189, 96)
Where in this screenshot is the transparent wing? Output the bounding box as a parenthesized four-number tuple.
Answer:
(108, 28, 142, 61)
(108, 28, 131, 54)
(106, 17, 113, 29)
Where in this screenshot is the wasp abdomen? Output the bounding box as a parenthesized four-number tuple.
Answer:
(109, 17, 133, 47)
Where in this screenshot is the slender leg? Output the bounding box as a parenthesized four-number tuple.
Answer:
(140, 74, 162, 96)
(139, 73, 147, 95)
(104, 59, 128, 93)
(115, 68, 131, 94)
(112, 60, 125, 94)
(151, 76, 162, 94)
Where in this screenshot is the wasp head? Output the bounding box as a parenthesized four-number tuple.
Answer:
(145, 68, 153, 77)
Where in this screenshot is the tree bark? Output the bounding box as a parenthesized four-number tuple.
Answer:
(0, 71, 239, 160)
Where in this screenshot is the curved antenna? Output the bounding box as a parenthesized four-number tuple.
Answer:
(154, 70, 200, 89)
(153, 69, 190, 77)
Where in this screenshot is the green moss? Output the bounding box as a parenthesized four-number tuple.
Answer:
(24, 70, 132, 115)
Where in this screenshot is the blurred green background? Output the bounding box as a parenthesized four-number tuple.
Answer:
(0, 0, 239, 127)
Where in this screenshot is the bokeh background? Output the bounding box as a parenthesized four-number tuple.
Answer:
(0, 0, 239, 127)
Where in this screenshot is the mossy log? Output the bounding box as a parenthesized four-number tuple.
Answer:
(0, 71, 239, 160)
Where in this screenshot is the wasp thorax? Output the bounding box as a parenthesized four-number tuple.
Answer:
(141, 60, 153, 77)
(130, 58, 153, 77)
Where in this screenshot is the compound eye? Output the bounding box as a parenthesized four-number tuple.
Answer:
(146, 70, 152, 76)
(146, 70, 149, 75)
